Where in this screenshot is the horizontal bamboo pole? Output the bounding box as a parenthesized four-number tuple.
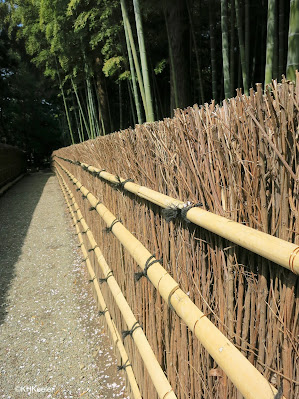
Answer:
(55, 160, 283, 399)
(56, 174, 142, 399)
(54, 156, 299, 275)
(56, 168, 176, 399)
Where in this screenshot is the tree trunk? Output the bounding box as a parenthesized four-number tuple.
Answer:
(95, 58, 111, 134)
(186, 0, 204, 104)
(221, 0, 230, 98)
(123, 12, 143, 124)
(245, 0, 250, 86)
(120, 0, 148, 119)
(132, 0, 155, 121)
(60, 85, 74, 144)
(164, 0, 191, 110)
(209, 0, 217, 101)
(235, 0, 249, 94)
(119, 80, 123, 130)
(286, 0, 299, 81)
(230, 0, 235, 97)
(55, 66, 74, 144)
(71, 78, 91, 140)
(265, 0, 276, 85)
(278, 0, 286, 77)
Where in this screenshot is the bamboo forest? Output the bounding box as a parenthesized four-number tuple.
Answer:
(0, 0, 298, 153)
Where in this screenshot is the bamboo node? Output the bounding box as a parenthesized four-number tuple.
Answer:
(167, 285, 180, 310)
(288, 247, 299, 274)
(163, 389, 174, 399)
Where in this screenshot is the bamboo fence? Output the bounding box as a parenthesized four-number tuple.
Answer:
(53, 77, 299, 399)
(56, 172, 142, 399)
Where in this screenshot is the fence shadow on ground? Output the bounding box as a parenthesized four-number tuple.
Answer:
(0, 171, 53, 325)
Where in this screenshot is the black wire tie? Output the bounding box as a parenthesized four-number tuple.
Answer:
(98, 308, 108, 316)
(134, 255, 163, 281)
(162, 202, 203, 223)
(99, 271, 113, 284)
(88, 246, 98, 252)
(104, 218, 121, 234)
(180, 202, 203, 223)
(117, 359, 131, 371)
(82, 191, 90, 200)
(122, 322, 142, 340)
(115, 176, 134, 190)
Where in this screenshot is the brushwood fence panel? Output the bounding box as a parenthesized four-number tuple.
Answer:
(54, 79, 299, 399)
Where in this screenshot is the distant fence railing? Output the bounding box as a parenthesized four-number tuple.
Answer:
(0, 144, 26, 189)
(53, 77, 298, 399)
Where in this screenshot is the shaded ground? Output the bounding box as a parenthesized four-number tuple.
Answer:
(0, 172, 128, 398)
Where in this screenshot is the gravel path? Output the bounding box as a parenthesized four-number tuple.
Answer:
(0, 172, 128, 399)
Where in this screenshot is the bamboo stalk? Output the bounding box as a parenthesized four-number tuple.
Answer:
(235, 0, 249, 94)
(120, 0, 148, 120)
(209, 0, 217, 101)
(123, 15, 143, 124)
(71, 78, 91, 139)
(265, 0, 275, 85)
(55, 62, 75, 144)
(132, 0, 154, 122)
(54, 156, 299, 275)
(221, 0, 231, 99)
(286, 0, 299, 81)
(55, 160, 283, 399)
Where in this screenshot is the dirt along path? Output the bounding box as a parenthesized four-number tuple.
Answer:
(0, 171, 129, 399)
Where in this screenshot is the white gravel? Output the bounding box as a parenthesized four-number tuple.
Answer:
(0, 172, 129, 398)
